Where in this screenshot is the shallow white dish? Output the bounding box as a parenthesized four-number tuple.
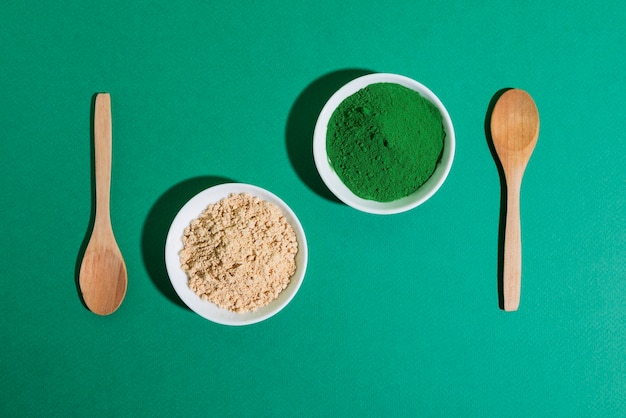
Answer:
(165, 183, 308, 326)
(313, 73, 455, 215)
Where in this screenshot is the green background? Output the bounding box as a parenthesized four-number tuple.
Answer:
(1, 1, 625, 416)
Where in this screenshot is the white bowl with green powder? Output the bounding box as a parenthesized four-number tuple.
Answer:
(313, 73, 455, 214)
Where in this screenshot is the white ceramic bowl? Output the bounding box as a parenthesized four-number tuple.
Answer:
(313, 73, 455, 214)
(165, 183, 308, 326)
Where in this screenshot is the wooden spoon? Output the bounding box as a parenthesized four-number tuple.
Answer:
(79, 93, 127, 315)
(489, 89, 539, 311)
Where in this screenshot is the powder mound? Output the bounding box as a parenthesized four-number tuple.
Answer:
(179, 193, 298, 313)
(326, 82, 445, 202)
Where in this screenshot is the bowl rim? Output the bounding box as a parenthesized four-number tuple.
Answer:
(313, 72, 455, 215)
(164, 183, 308, 326)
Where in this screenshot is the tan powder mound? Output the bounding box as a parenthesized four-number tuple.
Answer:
(179, 193, 298, 313)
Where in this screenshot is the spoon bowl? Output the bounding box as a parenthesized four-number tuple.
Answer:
(491, 89, 539, 156)
(80, 235, 127, 315)
(489, 89, 539, 311)
(78, 93, 127, 315)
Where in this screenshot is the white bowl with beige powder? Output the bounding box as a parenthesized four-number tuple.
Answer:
(165, 183, 308, 326)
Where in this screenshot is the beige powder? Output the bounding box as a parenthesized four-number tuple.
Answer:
(179, 193, 298, 313)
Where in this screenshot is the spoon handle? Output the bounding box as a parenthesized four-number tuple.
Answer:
(503, 178, 522, 311)
(93, 93, 113, 228)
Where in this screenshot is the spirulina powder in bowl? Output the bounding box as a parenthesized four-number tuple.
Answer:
(326, 82, 445, 202)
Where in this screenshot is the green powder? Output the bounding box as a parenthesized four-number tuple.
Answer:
(326, 82, 445, 202)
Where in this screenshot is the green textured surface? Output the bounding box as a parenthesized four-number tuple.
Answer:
(327, 82, 445, 201)
(1, 1, 625, 416)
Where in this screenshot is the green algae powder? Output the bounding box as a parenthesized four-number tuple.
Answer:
(326, 82, 445, 202)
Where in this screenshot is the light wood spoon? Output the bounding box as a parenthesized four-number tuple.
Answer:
(79, 93, 127, 315)
(490, 89, 539, 311)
